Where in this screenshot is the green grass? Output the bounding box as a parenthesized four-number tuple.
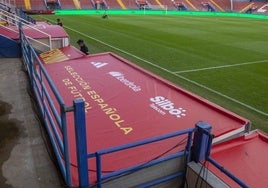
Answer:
(36, 14, 268, 132)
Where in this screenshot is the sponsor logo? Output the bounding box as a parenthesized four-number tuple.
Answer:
(108, 71, 141, 92)
(150, 96, 186, 118)
(91, 62, 108, 69)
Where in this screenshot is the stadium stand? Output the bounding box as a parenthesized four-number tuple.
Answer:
(98, 0, 115, 9)
(157, 0, 176, 10)
(209, 0, 225, 11)
(178, 0, 195, 10)
(201, 2, 215, 11)
(79, 0, 93, 8)
(185, 0, 201, 10)
(15, 0, 268, 11)
(136, 0, 149, 9)
(238, 1, 254, 12)
(122, 0, 137, 9)
(253, 2, 268, 13)
(118, 0, 127, 9)
(172, 1, 187, 10)
(211, 0, 229, 11)
(73, 0, 82, 9)
(30, 0, 47, 10)
(91, 0, 112, 10)
(91, 0, 107, 9)
(230, 1, 267, 13)
(151, 0, 165, 8)
(256, 2, 268, 13)
(15, 0, 27, 9)
(245, 1, 267, 13)
(12, 0, 268, 11)
(232, 1, 246, 12)
(23, 0, 31, 9)
(58, 0, 76, 9)
(202, 1, 226, 12)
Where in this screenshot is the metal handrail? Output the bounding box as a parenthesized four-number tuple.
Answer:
(20, 28, 72, 185)
(93, 128, 194, 156)
(0, 9, 52, 49)
(73, 111, 196, 188)
(94, 129, 194, 188)
(1, 9, 31, 24)
(0, 24, 51, 50)
(0, 0, 15, 11)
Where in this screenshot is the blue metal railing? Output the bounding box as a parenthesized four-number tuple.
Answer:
(0, 2, 11, 11)
(95, 130, 194, 186)
(74, 121, 195, 188)
(16, 8, 36, 24)
(20, 25, 75, 186)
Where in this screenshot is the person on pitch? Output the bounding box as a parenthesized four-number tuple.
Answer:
(77, 39, 89, 55)
(56, 18, 63, 27)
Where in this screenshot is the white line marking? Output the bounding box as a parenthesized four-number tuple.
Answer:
(43, 16, 268, 117)
(174, 59, 268, 74)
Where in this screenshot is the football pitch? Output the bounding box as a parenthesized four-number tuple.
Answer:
(37, 14, 268, 132)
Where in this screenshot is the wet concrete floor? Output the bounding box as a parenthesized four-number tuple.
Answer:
(0, 58, 62, 188)
(0, 101, 20, 188)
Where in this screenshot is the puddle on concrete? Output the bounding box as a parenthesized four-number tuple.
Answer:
(0, 100, 21, 188)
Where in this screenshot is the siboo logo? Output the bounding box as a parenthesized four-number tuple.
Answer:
(150, 96, 186, 118)
(108, 71, 141, 92)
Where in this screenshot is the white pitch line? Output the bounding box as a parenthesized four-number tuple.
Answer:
(43, 16, 268, 117)
(174, 59, 268, 74)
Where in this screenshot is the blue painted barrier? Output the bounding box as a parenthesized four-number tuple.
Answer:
(20, 25, 73, 186)
(74, 99, 89, 188)
(0, 34, 20, 58)
(192, 121, 212, 162)
(87, 129, 195, 188)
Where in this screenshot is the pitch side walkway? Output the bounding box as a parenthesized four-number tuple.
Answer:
(0, 58, 62, 188)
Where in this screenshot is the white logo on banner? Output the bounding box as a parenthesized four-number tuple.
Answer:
(108, 71, 141, 92)
(109, 71, 123, 77)
(91, 62, 108, 69)
(150, 96, 186, 118)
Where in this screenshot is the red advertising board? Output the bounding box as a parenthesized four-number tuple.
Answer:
(43, 52, 250, 185)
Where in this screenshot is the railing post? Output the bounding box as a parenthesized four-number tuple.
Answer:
(28, 44, 34, 87)
(74, 98, 89, 187)
(18, 20, 21, 41)
(185, 131, 194, 163)
(96, 152, 102, 188)
(192, 121, 212, 162)
(61, 104, 72, 186)
(182, 130, 195, 187)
